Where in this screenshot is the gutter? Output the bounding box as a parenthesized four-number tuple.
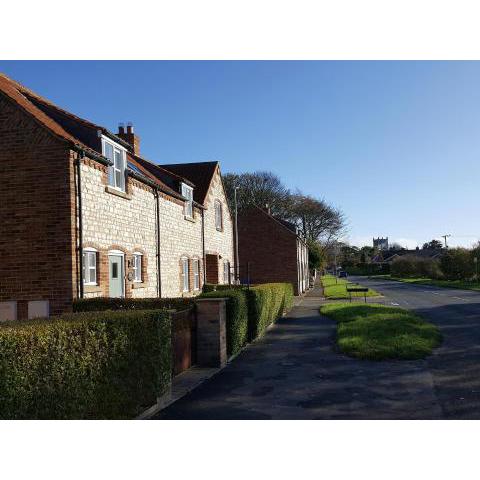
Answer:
(155, 189, 162, 298)
(201, 209, 206, 284)
(76, 150, 85, 299)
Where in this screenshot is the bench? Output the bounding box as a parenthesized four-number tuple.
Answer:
(346, 286, 369, 303)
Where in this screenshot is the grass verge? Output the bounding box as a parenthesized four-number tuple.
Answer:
(321, 274, 380, 299)
(320, 303, 441, 360)
(371, 275, 480, 292)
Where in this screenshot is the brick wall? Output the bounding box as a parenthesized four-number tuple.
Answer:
(238, 208, 304, 294)
(0, 94, 75, 319)
(202, 168, 235, 283)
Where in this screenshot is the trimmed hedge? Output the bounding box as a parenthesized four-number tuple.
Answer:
(0, 310, 171, 419)
(73, 296, 193, 312)
(201, 289, 249, 356)
(202, 284, 246, 293)
(201, 282, 294, 355)
(247, 283, 294, 340)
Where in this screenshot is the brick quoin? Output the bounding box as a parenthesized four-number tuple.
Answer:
(237, 207, 309, 295)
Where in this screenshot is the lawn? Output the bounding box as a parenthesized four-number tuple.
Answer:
(372, 275, 480, 292)
(320, 303, 441, 360)
(321, 274, 380, 299)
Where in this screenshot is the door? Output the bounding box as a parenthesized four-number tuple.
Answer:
(109, 255, 124, 298)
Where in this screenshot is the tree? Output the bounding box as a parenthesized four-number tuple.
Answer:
(440, 248, 474, 280)
(422, 239, 443, 250)
(223, 171, 291, 218)
(288, 193, 347, 243)
(223, 171, 347, 245)
(307, 239, 325, 270)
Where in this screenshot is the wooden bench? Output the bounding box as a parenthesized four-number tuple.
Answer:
(346, 286, 369, 303)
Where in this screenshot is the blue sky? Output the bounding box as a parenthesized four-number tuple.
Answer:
(1, 60, 479, 249)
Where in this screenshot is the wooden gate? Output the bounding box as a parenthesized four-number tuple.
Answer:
(171, 307, 197, 376)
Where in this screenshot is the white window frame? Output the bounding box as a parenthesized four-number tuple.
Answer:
(181, 183, 194, 218)
(132, 253, 143, 283)
(83, 248, 98, 285)
(181, 257, 190, 292)
(193, 259, 200, 290)
(102, 135, 127, 192)
(223, 261, 230, 284)
(215, 200, 223, 230)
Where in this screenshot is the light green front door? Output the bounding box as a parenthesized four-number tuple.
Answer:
(109, 255, 124, 298)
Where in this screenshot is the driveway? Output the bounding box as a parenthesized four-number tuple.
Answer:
(155, 282, 462, 420)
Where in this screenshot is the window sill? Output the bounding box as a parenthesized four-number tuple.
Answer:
(131, 282, 145, 289)
(184, 215, 195, 223)
(105, 185, 131, 200)
(84, 285, 102, 293)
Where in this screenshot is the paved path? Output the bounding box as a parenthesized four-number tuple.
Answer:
(156, 283, 449, 420)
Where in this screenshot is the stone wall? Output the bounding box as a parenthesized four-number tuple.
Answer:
(202, 168, 235, 284)
(80, 160, 158, 298)
(158, 194, 204, 297)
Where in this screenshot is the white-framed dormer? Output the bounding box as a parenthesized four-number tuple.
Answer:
(101, 135, 127, 192)
(181, 182, 194, 219)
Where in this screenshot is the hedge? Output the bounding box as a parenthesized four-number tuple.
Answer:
(73, 296, 193, 312)
(0, 310, 171, 419)
(201, 289, 249, 356)
(202, 284, 246, 293)
(247, 283, 294, 340)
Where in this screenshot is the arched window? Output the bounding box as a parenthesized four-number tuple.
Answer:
(215, 200, 223, 230)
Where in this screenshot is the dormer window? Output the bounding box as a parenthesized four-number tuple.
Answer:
(102, 136, 126, 191)
(181, 183, 193, 218)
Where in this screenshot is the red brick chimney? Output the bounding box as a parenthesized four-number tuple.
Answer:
(117, 122, 140, 155)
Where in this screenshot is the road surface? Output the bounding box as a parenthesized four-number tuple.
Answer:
(350, 275, 480, 418)
(156, 277, 480, 419)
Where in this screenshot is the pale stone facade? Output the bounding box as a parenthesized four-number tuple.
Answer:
(80, 161, 158, 298)
(158, 194, 204, 297)
(202, 168, 235, 284)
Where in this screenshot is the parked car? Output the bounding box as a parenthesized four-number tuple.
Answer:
(338, 271, 348, 278)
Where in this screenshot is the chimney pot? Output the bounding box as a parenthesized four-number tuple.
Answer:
(118, 122, 125, 135)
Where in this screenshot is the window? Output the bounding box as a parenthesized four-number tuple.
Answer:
(223, 261, 230, 284)
(215, 200, 223, 230)
(132, 253, 142, 282)
(193, 259, 200, 290)
(181, 183, 193, 218)
(103, 137, 126, 191)
(181, 258, 189, 292)
(83, 249, 97, 285)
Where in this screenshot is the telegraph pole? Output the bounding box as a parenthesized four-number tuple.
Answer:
(441, 234, 451, 249)
(234, 186, 240, 283)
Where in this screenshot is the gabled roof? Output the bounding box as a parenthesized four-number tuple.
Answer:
(239, 205, 307, 244)
(0, 73, 102, 160)
(0, 73, 185, 198)
(160, 161, 219, 204)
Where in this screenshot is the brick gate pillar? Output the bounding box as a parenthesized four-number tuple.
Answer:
(195, 298, 227, 368)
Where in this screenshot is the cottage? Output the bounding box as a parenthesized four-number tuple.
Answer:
(237, 206, 309, 295)
(0, 74, 235, 320)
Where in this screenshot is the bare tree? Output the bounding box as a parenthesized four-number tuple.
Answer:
(223, 171, 291, 217)
(288, 193, 346, 243)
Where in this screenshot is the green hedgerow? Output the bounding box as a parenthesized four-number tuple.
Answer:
(0, 310, 172, 419)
